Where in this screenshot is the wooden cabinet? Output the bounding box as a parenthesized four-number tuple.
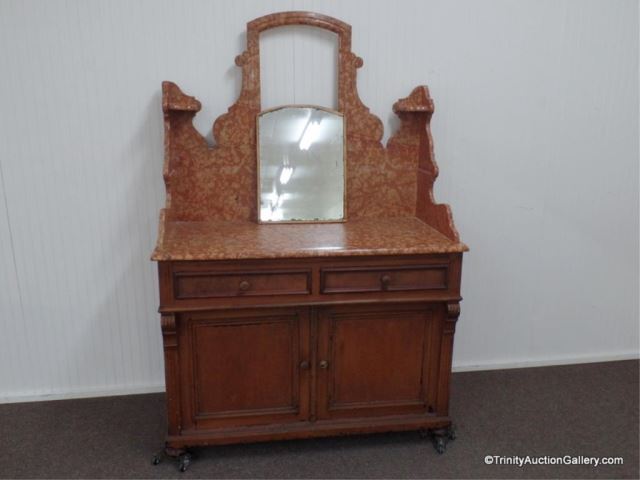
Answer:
(316, 304, 440, 420)
(170, 302, 447, 435)
(178, 308, 311, 430)
(156, 255, 462, 454)
(151, 11, 468, 471)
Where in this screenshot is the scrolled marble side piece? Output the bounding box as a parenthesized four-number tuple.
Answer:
(162, 79, 257, 222)
(388, 86, 462, 242)
(162, 81, 201, 112)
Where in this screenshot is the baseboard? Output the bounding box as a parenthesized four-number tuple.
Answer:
(0, 383, 165, 405)
(452, 351, 639, 372)
(1, 352, 638, 404)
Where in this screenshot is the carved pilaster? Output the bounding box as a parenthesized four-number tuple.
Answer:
(161, 313, 178, 347)
(436, 302, 461, 414)
(161, 314, 181, 435)
(445, 302, 461, 334)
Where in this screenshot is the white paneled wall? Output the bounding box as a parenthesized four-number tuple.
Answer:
(0, 0, 637, 402)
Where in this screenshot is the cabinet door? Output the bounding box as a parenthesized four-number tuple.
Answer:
(316, 304, 440, 420)
(179, 307, 310, 430)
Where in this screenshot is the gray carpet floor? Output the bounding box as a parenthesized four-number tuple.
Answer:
(0, 360, 637, 479)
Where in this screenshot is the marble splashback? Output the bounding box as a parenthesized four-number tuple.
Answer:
(157, 11, 464, 260)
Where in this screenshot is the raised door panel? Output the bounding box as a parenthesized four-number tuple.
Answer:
(179, 308, 310, 430)
(317, 304, 440, 420)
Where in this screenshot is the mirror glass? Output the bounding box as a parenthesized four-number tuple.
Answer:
(258, 106, 345, 222)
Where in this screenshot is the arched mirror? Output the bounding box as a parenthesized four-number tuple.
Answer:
(258, 106, 345, 222)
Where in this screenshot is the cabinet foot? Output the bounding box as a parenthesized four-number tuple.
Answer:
(419, 425, 456, 454)
(151, 446, 192, 472)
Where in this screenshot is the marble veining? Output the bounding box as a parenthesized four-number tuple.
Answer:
(152, 216, 468, 261)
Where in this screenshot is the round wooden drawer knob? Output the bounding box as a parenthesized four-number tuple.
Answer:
(380, 274, 391, 289)
(238, 280, 251, 291)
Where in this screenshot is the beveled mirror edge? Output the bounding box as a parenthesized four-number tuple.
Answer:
(256, 104, 347, 224)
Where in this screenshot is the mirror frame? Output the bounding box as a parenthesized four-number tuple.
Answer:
(256, 104, 347, 224)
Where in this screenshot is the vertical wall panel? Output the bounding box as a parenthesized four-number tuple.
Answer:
(0, 164, 26, 395)
(0, 0, 637, 402)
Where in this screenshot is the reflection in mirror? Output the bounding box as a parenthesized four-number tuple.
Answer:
(258, 106, 345, 222)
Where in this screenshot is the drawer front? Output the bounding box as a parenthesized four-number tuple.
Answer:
(321, 265, 448, 294)
(174, 270, 311, 299)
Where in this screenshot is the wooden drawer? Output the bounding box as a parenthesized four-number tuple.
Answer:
(321, 264, 448, 294)
(174, 270, 311, 299)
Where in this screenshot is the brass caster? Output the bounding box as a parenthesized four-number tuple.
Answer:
(448, 426, 457, 440)
(434, 436, 446, 454)
(178, 452, 192, 473)
(422, 425, 456, 454)
(151, 451, 164, 465)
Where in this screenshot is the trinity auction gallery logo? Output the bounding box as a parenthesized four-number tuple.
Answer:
(484, 455, 624, 468)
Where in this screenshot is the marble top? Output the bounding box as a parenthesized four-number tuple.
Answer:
(152, 216, 468, 261)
